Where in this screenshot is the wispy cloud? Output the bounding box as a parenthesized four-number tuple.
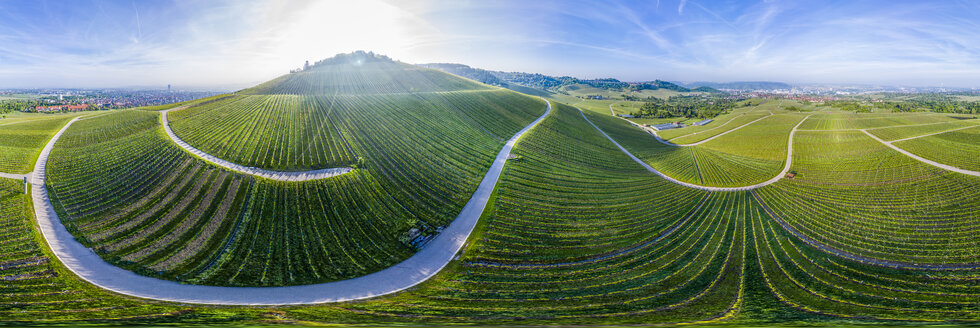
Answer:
(2, 0, 980, 88)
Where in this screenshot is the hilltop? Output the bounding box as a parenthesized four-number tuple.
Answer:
(420, 62, 719, 96)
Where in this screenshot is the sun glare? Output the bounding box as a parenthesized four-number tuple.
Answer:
(267, 0, 433, 70)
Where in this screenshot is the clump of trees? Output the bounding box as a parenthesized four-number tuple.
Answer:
(828, 94, 980, 114)
(1, 100, 38, 113)
(631, 95, 741, 119)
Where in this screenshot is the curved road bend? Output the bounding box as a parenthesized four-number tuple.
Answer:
(33, 100, 551, 305)
(578, 105, 810, 191)
(587, 105, 980, 270)
(608, 103, 772, 146)
(161, 107, 352, 182)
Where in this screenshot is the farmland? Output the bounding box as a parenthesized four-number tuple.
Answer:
(9, 96, 980, 325)
(798, 112, 970, 130)
(576, 105, 804, 188)
(1, 53, 979, 326)
(42, 54, 547, 286)
(0, 113, 86, 173)
(893, 125, 980, 171)
(168, 58, 539, 171)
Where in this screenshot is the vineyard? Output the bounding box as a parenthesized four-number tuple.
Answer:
(893, 125, 980, 171)
(166, 56, 539, 172)
(0, 114, 81, 173)
(0, 178, 250, 324)
(577, 107, 802, 187)
(755, 127, 980, 265)
(798, 112, 969, 130)
(42, 57, 547, 287)
(2, 94, 980, 325)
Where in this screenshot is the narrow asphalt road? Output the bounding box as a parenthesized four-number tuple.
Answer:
(32, 100, 551, 305)
(580, 105, 810, 191)
(642, 112, 774, 147)
(16, 101, 979, 306)
(161, 107, 352, 182)
(0, 172, 30, 181)
(862, 129, 980, 177)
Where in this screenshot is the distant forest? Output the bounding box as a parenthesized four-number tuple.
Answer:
(419, 63, 719, 94)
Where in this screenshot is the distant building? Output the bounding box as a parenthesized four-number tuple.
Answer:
(693, 119, 713, 126)
(651, 122, 682, 131)
(35, 104, 88, 112)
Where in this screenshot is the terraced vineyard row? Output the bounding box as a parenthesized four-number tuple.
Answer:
(243, 59, 490, 95)
(791, 130, 942, 184)
(893, 125, 980, 171)
(168, 94, 359, 170)
(666, 111, 770, 144)
(46, 86, 545, 286)
(758, 128, 980, 265)
(168, 90, 543, 171)
(5, 101, 980, 325)
(0, 178, 246, 324)
(799, 112, 968, 130)
(0, 114, 80, 173)
(751, 190, 980, 321)
(866, 120, 980, 141)
(580, 108, 802, 187)
(293, 103, 749, 324)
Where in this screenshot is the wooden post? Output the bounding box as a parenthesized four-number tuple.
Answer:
(24, 177, 28, 195)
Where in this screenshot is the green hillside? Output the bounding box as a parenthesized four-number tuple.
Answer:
(44, 52, 547, 287)
(168, 52, 534, 171)
(0, 113, 84, 173)
(3, 97, 980, 326)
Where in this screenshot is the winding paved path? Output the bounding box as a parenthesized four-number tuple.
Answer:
(0, 172, 30, 181)
(161, 107, 352, 181)
(642, 112, 773, 147)
(584, 105, 980, 269)
(579, 106, 810, 191)
(31, 101, 551, 305)
(613, 102, 773, 146)
(861, 128, 980, 177)
(14, 101, 979, 305)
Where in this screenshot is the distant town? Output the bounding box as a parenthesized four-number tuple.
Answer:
(0, 87, 220, 113)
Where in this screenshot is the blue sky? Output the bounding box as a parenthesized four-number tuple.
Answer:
(1, 0, 980, 89)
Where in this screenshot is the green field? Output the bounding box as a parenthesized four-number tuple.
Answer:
(893, 125, 980, 171)
(2, 53, 979, 326)
(5, 98, 980, 325)
(0, 112, 87, 173)
(578, 107, 804, 188)
(43, 57, 546, 287)
(798, 112, 969, 130)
